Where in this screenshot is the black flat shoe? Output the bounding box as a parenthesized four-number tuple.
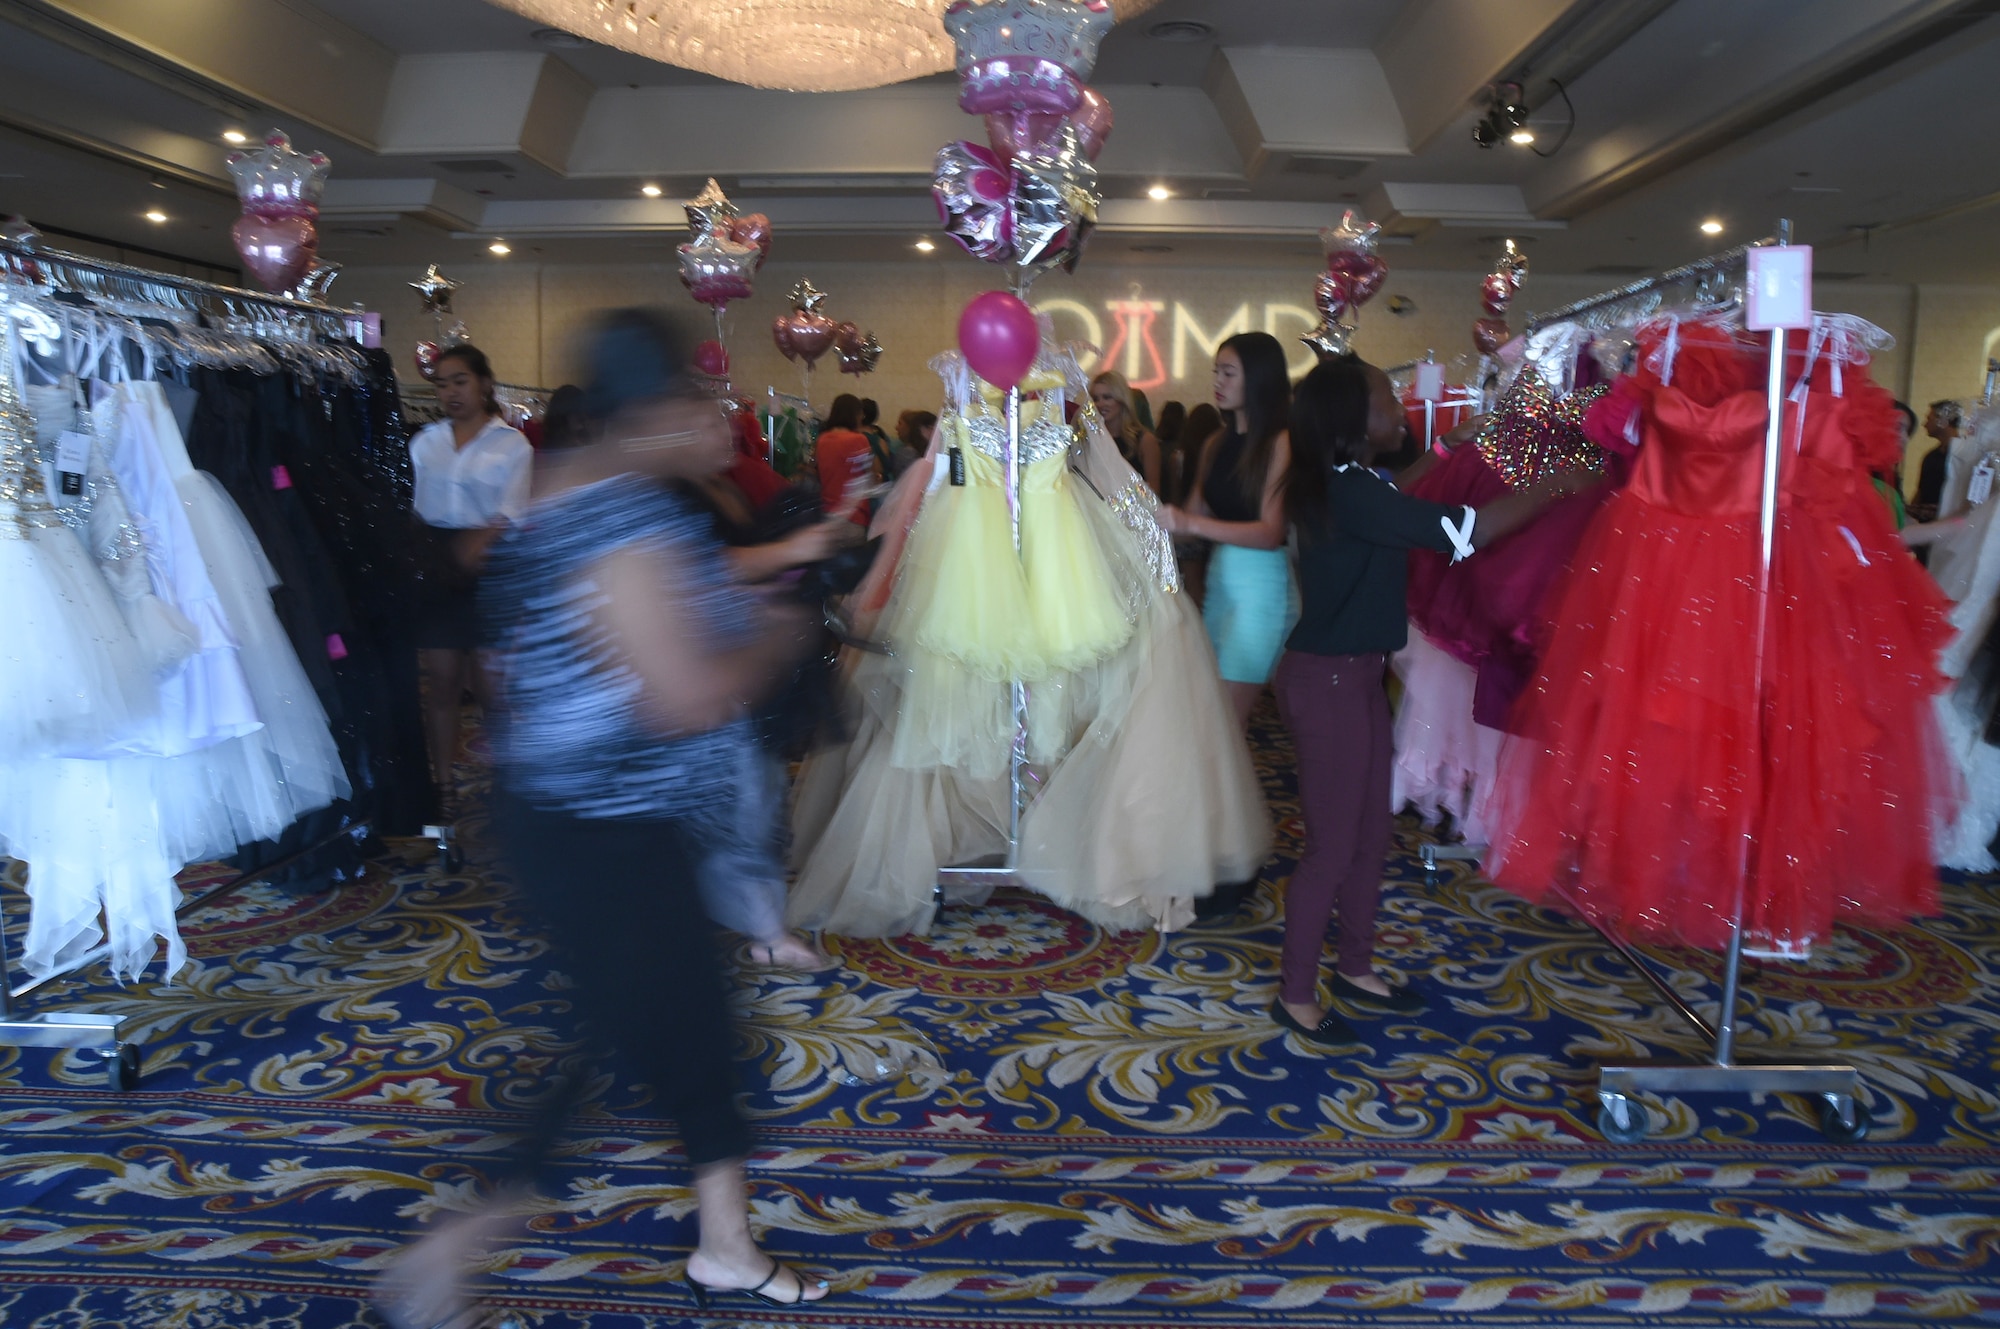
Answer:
(1269, 1000, 1366, 1048)
(1330, 972, 1428, 1015)
(685, 1259, 831, 1310)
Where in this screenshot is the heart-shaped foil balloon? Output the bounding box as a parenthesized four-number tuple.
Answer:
(934, 140, 1015, 263)
(777, 310, 838, 367)
(728, 213, 772, 269)
(1480, 271, 1515, 317)
(1472, 316, 1511, 355)
(1068, 85, 1114, 161)
(232, 214, 318, 293)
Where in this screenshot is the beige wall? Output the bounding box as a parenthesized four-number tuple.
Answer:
(337, 257, 1985, 478)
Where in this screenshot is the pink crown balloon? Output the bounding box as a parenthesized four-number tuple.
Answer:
(225, 130, 331, 221)
(225, 130, 331, 294)
(944, 0, 1115, 116)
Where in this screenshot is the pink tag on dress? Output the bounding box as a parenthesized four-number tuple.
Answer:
(271, 465, 293, 490)
(326, 634, 348, 661)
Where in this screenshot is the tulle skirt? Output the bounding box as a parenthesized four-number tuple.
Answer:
(1390, 630, 1502, 844)
(1486, 479, 1953, 956)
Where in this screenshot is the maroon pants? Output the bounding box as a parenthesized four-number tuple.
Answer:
(1273, 649, 1393, 1005)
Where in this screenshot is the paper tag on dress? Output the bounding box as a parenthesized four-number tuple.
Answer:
(55, 429, 90, 496)
(949, 447, 966, 487)
(928, 450, 950, 492)
(1969, 455, 1996, 508)
(325, 633, 348, 661)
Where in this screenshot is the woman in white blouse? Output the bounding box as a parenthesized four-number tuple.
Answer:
(409, 344, 531, 819)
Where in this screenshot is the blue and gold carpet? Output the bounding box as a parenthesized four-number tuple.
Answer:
(3, 711, 1999, 1328)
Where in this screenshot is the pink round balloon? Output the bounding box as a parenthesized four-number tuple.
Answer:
(693, 339, 730, 377)
(413, 340, 441, 381)
(958, 290, 1040, 389)
(1069, 86, 1114, 161)
(1344, 254, 1389, 306)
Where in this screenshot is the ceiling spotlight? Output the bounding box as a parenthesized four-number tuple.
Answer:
(640, 183, 663, 197)
(489, 239, 512, 255)
(1509, 127, 1536, 146)
(222, 129, 248, 145)
(1147, 20, 1213, 42)
(914, 238, 936, 253)
(143, 209, 168, 224)
(1147, 184, 1171, 201)
(1700, 219, 1725, 235)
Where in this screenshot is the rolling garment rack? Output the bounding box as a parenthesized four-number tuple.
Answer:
(932, 381, 1033, 924)
(1516, 221, 1869, 1144)
(0, 237, 377, 1090)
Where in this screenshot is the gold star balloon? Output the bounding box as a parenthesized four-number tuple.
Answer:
(786, 278, 829, 313)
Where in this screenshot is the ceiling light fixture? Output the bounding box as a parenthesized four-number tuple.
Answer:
(641, 183, 663, 197)
(1509, 128, 1536, 146)
(143, 209, 168, 224)
(1147, 184, 1171, 201)
(222, 129, 248, 145)
(1474, 78, 1575, 158)
(487, 0, 1162, 92)
(1700, 219, 1725, 235)
(1146, 19, 1212, 42)
(489, 239, 512, 255)
(914, 238, 936, 253)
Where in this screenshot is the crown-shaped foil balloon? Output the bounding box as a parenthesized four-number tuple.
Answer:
(225, 130, 331, 220)
(945, 0, 1115, 116)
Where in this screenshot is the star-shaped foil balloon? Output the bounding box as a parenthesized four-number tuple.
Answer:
(409, 264, 461, 315)
(686, 178, 738, 240)
(1300, 317, 1355, 359)
(1496, 237, 1530, 289)
(787, 278, 829, 313)
(1010, 123, 1100, 282)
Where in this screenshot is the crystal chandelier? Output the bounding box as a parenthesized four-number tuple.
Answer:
(490, 0, 1162, 93)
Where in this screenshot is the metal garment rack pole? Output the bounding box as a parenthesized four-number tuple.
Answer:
(0, 237, 360, 337)
(1520, 221, 1869, 1144)
(934, 383, 1031, 916)
(0, 820, 373, 1086)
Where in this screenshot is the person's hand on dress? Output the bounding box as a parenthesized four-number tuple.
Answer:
(1156, 505, 1186, 535)
(1440, 415, 1486, 451)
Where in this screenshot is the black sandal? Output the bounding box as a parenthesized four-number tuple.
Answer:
(684, 1259, 831, 1310)
(1269, 1000, 1366, 1048)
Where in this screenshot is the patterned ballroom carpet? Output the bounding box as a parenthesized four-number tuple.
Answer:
(4, 706, 2000, 1328)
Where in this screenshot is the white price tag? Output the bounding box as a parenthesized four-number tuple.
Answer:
(1969, 455, 1996, 508)
(55, 429, 91, 475)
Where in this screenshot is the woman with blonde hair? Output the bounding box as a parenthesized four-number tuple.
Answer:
(1090, 369, 1163, 495)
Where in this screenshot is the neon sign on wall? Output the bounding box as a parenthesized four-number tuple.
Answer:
(1033, 294, 1323, 388)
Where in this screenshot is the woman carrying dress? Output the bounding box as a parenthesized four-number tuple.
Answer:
(377, 311, 832, 1326)
(408, 345, 532, 819)
(1091, 370, 1163, 494)
(1274, 357, 1592, 1047)
(1161, 331, 1294, 729)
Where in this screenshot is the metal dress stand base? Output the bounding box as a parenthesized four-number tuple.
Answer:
(0, 821, 371, 1092)
(1588, 918, 1867, 1144)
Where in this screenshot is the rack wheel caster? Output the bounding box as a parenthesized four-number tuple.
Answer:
(1420, 844, 1440, 888)
(422, 824, 463, 873)
(105, 1043, 142, 1092)
(1817, 1092, 1870, 1144)
(1596, 1091, 1650, 1144)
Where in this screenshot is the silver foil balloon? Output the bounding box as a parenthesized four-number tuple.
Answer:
(291, 257, 342, 302)
(1301, 316, 1355, 359)
(933, 139, 1015, 263)
(1009, 122, 1099, 282)
(409, 264, 461, 316)
(685, 177, 738, 240)
(786, 277, 830, 315)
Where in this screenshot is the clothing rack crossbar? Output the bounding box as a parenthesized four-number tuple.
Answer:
(0, 237, 358, 334)
(1524, 237, 1775, 332)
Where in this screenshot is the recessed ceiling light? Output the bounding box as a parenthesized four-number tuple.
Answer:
(489, 239, 512, 255)
(914, 238, 936, 253)
(222, 129, 248, 145)
(143, 209, 168, 224)
(641, 183, 663, 197)
(1147, 184, 1171, 201)
(1129, 243, 1173, 254)
(1509, 128, 1536, 146)
(531, 27, 588, 49)
(1700, 219, 1725, 235)
(1147, 20, 1213, 42)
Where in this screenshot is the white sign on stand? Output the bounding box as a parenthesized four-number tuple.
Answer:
(1746, 245, 1813, 331)
(1413, 361, 1445, 402)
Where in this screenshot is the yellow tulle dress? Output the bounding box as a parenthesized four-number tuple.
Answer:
(789, 348, 1270, 937)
